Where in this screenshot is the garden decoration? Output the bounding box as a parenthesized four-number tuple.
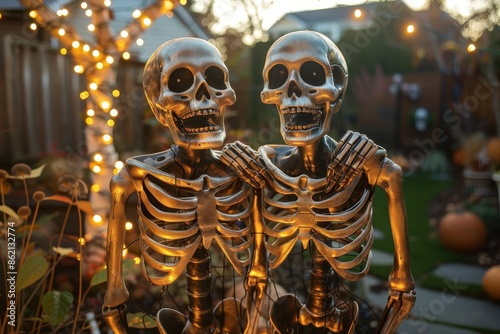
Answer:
(222, 31, 416, 333)
(102, 37, 253, 333)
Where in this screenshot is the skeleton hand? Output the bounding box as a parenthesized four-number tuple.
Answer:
(326, 130, 379, 192)
(221, 141, 274, 189)
(102, 304, 129, 334)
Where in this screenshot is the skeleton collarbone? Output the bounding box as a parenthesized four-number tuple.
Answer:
(125, 150, 251, 285)
(259, 144, 374, 281)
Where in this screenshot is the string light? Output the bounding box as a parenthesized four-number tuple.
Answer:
(58, 28, 66, 36)
(60, 48, 67, 55)
(467, 43, 476, 52)
(85, 117, 93, 125)
(104, 0, 112, 7)
(81, 2, 88, 9)
(136, 38, 144, 46)
(61, 8, 69, 16)
(125, 222, 133, 230)
(93, 153, 103, 162)
(74, 65, 84, 73)
(163, 0, 174, 11)
(120, 30, 129, 38)
(107, 119, 115, 127)
(122, 52, 131, 60)
(142, 17, 151, 26)
(122, 248, 128, 257)
(86, 108, 95, 116)
(92, 165, 101, 173)
(180, 0, 187, 5)
(132, 9, 141, 18)
(78, 237, 86, 245)
(112, 89, 120, 97)
(406, 24, 415, 34)
(101, 101, 110, 110)
(72, 41, 80, 48)
(30, 23, 37, 30)
(89, 82, 98, 90)
(92, 49, 100, 57)
(134, 257, 140, 264)
(92, 214, 102, 223)
(83, 44, 90, 52)
(95, 62, 104, 70)
(88, 24, 95, 32)
(115, 161, 124, 170)
(102, 134, 113, 144)
(105, 56, 114, 64)
(354, 9, 362, 18)
(110, 109, 118, 117)
(29, 10, 37, 18)
(85, 9, 92, 17)
(91, 184, 100, 192)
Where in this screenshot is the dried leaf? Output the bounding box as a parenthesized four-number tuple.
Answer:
(42, 195, 73, 205)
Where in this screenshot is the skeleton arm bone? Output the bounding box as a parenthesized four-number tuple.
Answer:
(103, 167, 135, 308)
(366, 154, 415, 292)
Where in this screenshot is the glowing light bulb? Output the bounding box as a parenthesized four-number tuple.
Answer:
(110, 109, 118, 117)
(83, 44, 90, 52)
(85, 9, 92, 17)
(88, 24, 95, 32)
(30, 23, 37, 30)
(91, 184, 100, 192)
(115, 161, 124, 169)
(180, 0, 187, 5)
(132, 9, 141, 18)
(136, 38, 144, 46)
(96, 62, 104, 70)
(85, 117, 93, 125)
(105, 56, 114, 64)
(125, 222, 133, 230)
(354, 9, 362, 18)
(29, 10, 37, 18)
(112, 89, 120, 97)
(81, 2, 88, 9)
(107, 119, 115, 127)
(60, 48, 67, 55)
(92, 165, 101, 173)
(134, 257, 140, 264)
(101, 101, 110, 110)
(92, 49, 100, 57)
(58, 28, 65, 36)
(122, 52, 130, 60)
(93, 214, 102, 223)
(93, 153, 103, 162)
(120, 30, 128, 38)
(406, 24, 415, 34)
(72, 41, 80, 48)
(104, 0, 111, 7)
(122, 248, 128, 257)
(86, 108, 95, 116)
(467, 43, 476, 52)
(142, 17, 151, 26)
(102, 134, 113, 144)
(74, 65, 84, 73)
(163, 0, 174, 11)
(78, 237, 86, 245)
(89, 82, 98, 90)
(61, 8, 68, 16)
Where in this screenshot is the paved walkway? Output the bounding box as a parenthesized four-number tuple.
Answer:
(364, 251, 500, 333)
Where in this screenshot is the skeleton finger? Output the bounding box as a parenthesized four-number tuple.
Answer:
(377, 290, 416, 334)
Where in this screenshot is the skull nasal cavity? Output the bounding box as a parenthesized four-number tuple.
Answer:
(196, 82, 211, 100)
(287, 81, 302, 97)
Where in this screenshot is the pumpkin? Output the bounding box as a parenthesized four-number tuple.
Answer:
(452, 148, 465, 167)
(483, 265, 500, 301)
(486, 137, 500, 164)
(438, 211, 487, 252)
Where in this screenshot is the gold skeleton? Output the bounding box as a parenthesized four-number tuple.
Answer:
(221, 31, 416, 333)
(102, 38, 252, 333)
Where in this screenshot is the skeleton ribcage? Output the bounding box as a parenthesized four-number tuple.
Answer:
(261, 161, 374, 282)
(127, 160, 252, 286)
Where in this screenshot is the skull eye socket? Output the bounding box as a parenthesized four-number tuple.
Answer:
(268, 64, 288, 89)
(300, 61, 326, 86)
(204, 66, 227, 90)
(168, 67, 194, 93)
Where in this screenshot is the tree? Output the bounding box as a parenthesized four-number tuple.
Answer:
(18, 0, 186, 238)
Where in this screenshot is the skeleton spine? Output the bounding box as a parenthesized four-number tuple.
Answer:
(186, 246, 213, 331)
(305, 244, 334, 316)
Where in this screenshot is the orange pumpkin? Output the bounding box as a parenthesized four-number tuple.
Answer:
(483, 265, 500, 301)
(486, 137, 500, 164)
(438, 211, 487, 252)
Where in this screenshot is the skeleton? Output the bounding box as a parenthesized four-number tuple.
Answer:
(102, 37, 253, 334)
(222, 31, 416, 333)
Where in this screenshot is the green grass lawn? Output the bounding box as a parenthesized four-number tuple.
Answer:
(369, 172, 469, 282)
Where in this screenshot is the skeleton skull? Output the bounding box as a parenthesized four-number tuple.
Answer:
(261, 31, 348, 145)
(143, 37, 236, 149)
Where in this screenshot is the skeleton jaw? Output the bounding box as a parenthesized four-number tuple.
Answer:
(279, 103, 331, 145)
(170, 107, 225, 148)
